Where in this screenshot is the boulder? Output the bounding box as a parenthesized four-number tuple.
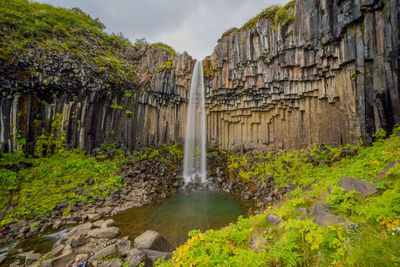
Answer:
(52, 219, 63, 230)
(87, 227, 119, 239)
(101, 219, 115, 229)
(134, 230, 172, 252)
(266, 213, 284, 226)
(142, 249, 173, 263)
(90, 244, 116, 262)
(50, 252, 75, 267)
(93, 220, 105, 228)
(339, 177, 377, 197)
(250, 236, 267, 253)
(51, 245, 64, 257)
(375, 161, 400, 182)
(116, 239, 131, 256)
(25, 252, 41, 265)
(126, 249, 152, 267)
(98, 258, 123, 267)
(311, 203, 347, 226)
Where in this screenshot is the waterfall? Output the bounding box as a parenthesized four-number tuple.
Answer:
(183, 60, 207, 184)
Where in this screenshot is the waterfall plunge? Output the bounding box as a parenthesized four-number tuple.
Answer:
(183, 61, 207, 184)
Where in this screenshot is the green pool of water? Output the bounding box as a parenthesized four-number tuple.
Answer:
(112, 190, 253, 248)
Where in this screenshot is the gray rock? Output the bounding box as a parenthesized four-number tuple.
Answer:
(297, 208, 308, 217)
(339, 177, 377, 197)
(90, 244, 117, 262)
(375, 161, 400, 182)
(250, 236, 267, 253)
(71, 234, 86, 248)
(50, 252, 75, 267)
(126, 248, 152, 267)
(134, 230, 172, 252)
(9, 260, 21, 267)
(101, 219, 115, 229)
(51, 245, 64, 257)
(116, 239, 131, 256)
(142, 249, 173, 263)
(93, 220, 105, 228)
(87, 227, 119, 239)
(311, 203, 347, 226)
(25, 252, 41, 265)
(98, 258, 123, 267)
(266, 213, 284, 226)
(53, 219, 62, 230)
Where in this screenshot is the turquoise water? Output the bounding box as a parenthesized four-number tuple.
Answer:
(113, 190, 252, 247)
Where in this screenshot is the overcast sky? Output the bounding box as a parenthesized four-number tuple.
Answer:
(36, 0, 289, 60)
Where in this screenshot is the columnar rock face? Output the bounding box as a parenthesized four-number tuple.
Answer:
(1, 0, 399, 153)
(203, 0, 399, 150)
(0, 45, 194, 153)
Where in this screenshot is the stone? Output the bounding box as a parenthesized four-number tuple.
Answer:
(98, 258, 123, 267)
(141, 249, 173, 263)
(93, 220, 105, 228)
(90, 244, 117, 262)
(134, 230, 172, 252)
(88, 213, 102, 221)
(101, 219, 115, 228)
(51, 245, 64, 257)
(266, 213, 284, 226)
(375, 161, 400, 182)
(87, 227, 119, 239)
(50, 252, 75, 267)
(116, 239, 131, 256)
(339, 177, 377, 197)
(126, 249, 152, 267)
(70, 234, 86, 248)
(25, 252, 41, 265)
(311, 203, 347, 226)
(297, 208, 308, 217)
(250, 236, 267, 253)
(0, 256, 6, 264)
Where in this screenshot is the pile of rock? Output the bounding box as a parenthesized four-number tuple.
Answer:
(6, 219, 173, 267)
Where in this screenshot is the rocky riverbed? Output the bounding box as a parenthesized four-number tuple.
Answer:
(2, 219, 173, 267)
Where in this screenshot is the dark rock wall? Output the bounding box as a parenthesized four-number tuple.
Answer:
(203, 0, 399, 150)
(0, 46, 194, 153)
(1, 0, 399, 153)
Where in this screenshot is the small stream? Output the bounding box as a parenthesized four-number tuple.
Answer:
(113, 190, 253, 247)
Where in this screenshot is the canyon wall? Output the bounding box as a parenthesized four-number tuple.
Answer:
(0, 45, 194, 153)
(203, 0, 399, 150)
(1, 0, 399, 153)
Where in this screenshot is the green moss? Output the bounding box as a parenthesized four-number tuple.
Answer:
(157, 61, 174, 73)
(221, 27, 239, 38)
(0, 0, 135, 84)
(220, 1, 296, 39)
(150, 42, 177, 56)
(98, 254, 122, 262)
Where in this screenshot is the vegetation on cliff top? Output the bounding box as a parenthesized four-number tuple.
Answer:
(157, 127, 400, 266)
(0, 0, 139, 84)
(134, 38, 178, 56)
(0, 0, 178, 85)
(221, 0, 296, 38)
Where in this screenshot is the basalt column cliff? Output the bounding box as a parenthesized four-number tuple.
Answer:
(203, 0, 400, 150)
(0, 0, 399, 153)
